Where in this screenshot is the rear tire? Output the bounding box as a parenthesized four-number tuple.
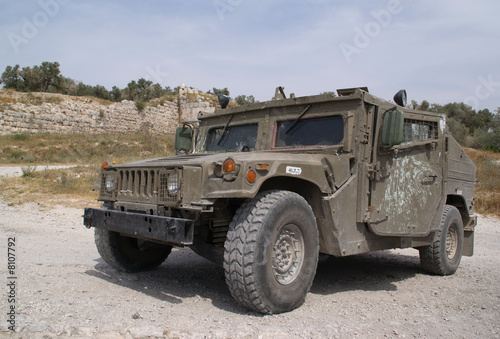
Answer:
(95, 228, 172, 272)
(419, 205, 464, 275)
(224, 190, 319, 314)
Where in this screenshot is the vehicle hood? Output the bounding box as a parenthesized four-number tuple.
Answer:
(111, 153, 245, 169)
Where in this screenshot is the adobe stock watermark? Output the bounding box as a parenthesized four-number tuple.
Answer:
(7, 0, 71, 53)
(144, 64, 170, 84)
(213, 0, 244, 21)
(340, 0, 411, 64)
(463, 75, 500, 110)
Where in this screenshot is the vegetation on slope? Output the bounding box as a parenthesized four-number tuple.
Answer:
(0, 61, 257, 107)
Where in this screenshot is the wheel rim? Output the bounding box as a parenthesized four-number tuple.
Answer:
(271, 224, 305, 285)
(446, 224, 458, 260)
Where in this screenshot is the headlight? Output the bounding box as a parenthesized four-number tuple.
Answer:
(167, 172, 178, 194)
(105, 174, 115, 192)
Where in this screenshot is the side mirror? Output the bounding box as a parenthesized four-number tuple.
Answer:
(175, 125, 193, 154)
(393, 89, 407, 107)
(218, 94, 230, 109)
(380, 107, 404, 148)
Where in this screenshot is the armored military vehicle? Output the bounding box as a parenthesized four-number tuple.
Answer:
(84, 87, 477, 314)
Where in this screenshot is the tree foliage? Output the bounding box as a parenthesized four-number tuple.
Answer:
(415, 100, 499, 151)
(1, 61, 64, 92)
(0, 62, 178, 103)
(234, 94, 256, 106)
(210, 87, 230, 96)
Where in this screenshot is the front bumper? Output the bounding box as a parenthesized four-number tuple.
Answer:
(83, 208, 194, 246)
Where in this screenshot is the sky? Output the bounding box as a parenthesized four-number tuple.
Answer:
(1, 0, 499, 112)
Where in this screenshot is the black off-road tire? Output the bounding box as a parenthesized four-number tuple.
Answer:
(419, 205, 464, 275)
(95, 228, 172, 273)
(223, 190, 319, 314)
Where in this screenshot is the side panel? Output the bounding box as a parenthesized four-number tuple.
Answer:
(368, 112, 446, 236)
(446, 135, 476, 214)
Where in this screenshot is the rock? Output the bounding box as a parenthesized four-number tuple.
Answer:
(129, 326, 164, 338)
(28, 321, 51, 333)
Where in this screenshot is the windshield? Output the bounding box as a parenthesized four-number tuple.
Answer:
(275, 115, 344, 148)
(205, 123, 258, 152)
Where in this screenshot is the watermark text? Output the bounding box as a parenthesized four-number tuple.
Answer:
(6, 237, 17, 331)
(7, 0, 71, 53)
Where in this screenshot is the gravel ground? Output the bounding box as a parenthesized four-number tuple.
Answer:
(0, 199, 499, 338)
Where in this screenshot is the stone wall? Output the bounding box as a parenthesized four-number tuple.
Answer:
(0, 86, 216, 135)
(178, 84, 217, 123)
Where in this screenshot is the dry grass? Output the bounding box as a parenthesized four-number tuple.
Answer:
(0, 132, 175, 208)
(464, 148, 500, 216)
(0, 165, 100, 209)
(0, 132, 175, 165)
(0, 95, 18, 105)
(0, 94, 17, 111)
(0, 88, 113, 106)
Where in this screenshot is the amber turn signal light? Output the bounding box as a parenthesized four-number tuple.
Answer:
(101, 161, 109, 171)
(247, 170, 256, 183)
(223, 158, 236, 173)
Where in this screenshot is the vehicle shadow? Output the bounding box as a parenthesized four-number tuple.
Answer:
(86, 248, 424, 314)
(85, 248, 253, 315)
(311, 249, 423, 295)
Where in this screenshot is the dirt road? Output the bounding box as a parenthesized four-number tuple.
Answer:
(0, 165, 78, 178)
(0, 199, 499, 338)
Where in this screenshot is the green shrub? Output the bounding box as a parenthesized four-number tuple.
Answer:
(21, 165, 37, 177)
(135, 101, 146, 112)
(10, 151, 23, 159)
(12, 133, 29, 141)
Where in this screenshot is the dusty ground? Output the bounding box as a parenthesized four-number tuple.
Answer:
(0, 176, 499, 338)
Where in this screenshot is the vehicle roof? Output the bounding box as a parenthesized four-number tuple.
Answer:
(198, 87, 442, 120)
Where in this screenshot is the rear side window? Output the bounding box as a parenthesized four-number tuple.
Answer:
(402, 119, 438, 144)
(275, 115, 344, 148)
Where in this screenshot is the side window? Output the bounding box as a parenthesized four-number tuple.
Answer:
(274, 115, 344, 148)
(402, 119, 438, 145)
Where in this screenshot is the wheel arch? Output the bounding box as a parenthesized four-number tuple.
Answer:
(258, 176, 325, 219)
(446, 194, 468, 216)
(446, 194, 474, 228)
(446, 195, 476, 257)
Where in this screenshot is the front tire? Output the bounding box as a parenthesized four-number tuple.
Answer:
(419, 205, 464, 275)
(224, 190, 319, 314)
(95, 228, 172, 272)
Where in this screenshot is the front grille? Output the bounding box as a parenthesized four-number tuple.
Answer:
(118, 169, 157, 199)
(115, 168, 181, 206)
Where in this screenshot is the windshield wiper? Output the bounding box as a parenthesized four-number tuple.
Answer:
(285, 105, 312, 134)
(217, 114, 233, 146)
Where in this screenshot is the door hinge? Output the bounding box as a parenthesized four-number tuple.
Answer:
(367, 162, 381, 181)
(361, 131, 370, 144)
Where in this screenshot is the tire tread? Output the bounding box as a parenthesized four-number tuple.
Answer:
(419, 205, 463, 276)
(223, 190, 318, 314)
(95, 228, 171, 273)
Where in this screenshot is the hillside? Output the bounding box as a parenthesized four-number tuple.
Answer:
(0, 87, 217, 135)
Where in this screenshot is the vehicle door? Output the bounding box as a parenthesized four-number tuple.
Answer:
(368, 109, 445, 236)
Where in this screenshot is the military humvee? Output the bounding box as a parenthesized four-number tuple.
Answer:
(84, 87, 477, 314)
